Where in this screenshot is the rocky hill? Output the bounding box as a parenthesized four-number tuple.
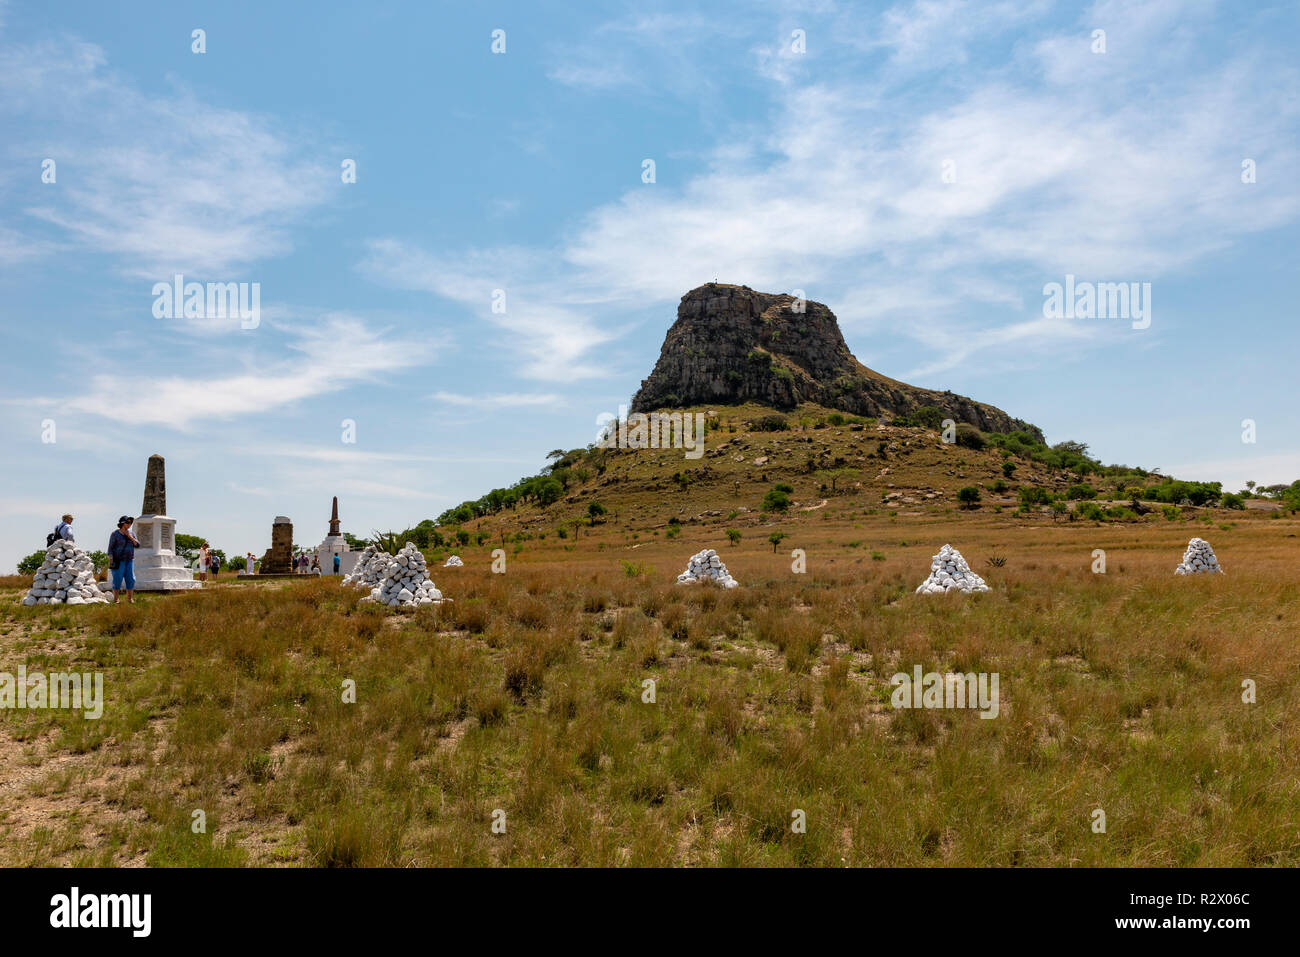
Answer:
(630, 283, 1043, 442)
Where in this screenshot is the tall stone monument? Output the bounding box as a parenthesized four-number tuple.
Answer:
(314, 496, 359, 576)
(132, 454, 202, 591)
(260, 516, 294, 574)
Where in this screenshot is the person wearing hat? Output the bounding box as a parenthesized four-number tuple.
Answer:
(107, 515, 140, 603)
(54, 514, 75, 543)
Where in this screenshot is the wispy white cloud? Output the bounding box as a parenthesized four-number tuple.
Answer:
(60, 315, 427, 429)
(360, 239, 620, 380)
(431, 390, 564, 410)
(0, 37, 334, 277)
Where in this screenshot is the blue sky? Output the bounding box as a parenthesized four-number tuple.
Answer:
(1, 0, 1297, 571)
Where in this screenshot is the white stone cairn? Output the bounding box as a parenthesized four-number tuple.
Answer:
(915, 544, 989, 594)
(341, 545, 390, 588)
(21, 541, 111, 605)
(443, 555, 464, 567)
(357, 542, 448, 609)
(1175, 537, 1224, 575)
(675, 548, 740, 588)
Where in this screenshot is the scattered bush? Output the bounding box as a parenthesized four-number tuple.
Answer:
(750, 414, 789, 432)
(954, 424, 986, 450)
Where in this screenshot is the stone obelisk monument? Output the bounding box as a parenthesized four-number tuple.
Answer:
(132, 454, 201, 591)
(314, 496, 358, 576)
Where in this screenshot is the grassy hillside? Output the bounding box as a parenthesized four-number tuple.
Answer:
(2, 459, 1297, 865)
(421, 402, 1264, 552)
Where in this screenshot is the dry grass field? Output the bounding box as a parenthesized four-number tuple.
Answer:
(2, 501, 1297, 867)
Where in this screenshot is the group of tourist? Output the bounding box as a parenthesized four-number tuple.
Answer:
(45, 513, 346, 593)
(196, 542, 221, 581)
(48, 513, 142, 604)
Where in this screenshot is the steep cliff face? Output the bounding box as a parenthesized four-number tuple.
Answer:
(629, 284, 1043, 441)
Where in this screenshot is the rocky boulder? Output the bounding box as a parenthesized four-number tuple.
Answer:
(630, 283, 1042, 440)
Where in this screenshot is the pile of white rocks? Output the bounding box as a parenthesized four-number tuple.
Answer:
(675, 548, 740, 588)
(1175, 537, 1224, 575)
(341, 544, 391, 589)
(916, 544, 989, 594)
(443, 555, 464, 567)
(359, 542, 448, 608)
(22, 541, 111, 605)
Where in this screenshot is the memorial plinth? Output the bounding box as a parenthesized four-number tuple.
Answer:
(314, 496, 359, 576)
(133, 454, 201, 591)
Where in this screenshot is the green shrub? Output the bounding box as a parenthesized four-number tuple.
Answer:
(1075, 501, 1105, 521)
(762, 487, 791, 512)
(17, 550, 46, 574)
(954, 424, 985, 450)
(1018, 486, 1050, 506)
(750, 414, 789, 432)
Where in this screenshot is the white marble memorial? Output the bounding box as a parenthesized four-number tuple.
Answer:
(314, 495, 360, 576)
(132, 514, 201, 591)
(132, 454, 200, 591)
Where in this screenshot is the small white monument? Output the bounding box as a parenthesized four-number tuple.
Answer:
(315, 496, 360, 576)
(133, 454, 201, 591)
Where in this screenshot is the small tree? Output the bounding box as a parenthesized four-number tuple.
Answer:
(17, 550, 45, 575)
(762, 486, 792, 512)
(587, 501, 607, 525)
(1019, 486, 1050, 507)
(1049, 500, 1068, 523)
(768, 532, 787, 552)
(1002, 461, 1017, 478)
(817, 467, 860, 492)
(957, 486, 981, 509)
(726, 529, 742, 546)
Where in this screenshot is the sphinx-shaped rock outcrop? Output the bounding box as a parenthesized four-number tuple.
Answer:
(630, 284, 1042, 440)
